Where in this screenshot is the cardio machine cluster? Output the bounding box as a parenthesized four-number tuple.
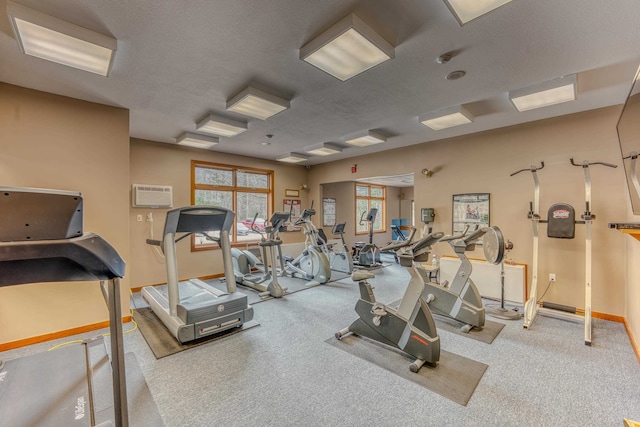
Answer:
(336, 223, 506, 373)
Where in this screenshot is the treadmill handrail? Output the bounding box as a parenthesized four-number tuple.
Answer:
(0, 232, 126, 286)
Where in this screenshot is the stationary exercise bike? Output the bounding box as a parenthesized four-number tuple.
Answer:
(419, 225, 505, 332)
(352, 208, 381, 267)
(316, 222, 354, 274)
(336, 231, 444, 373)
(231, 212, 290, 298)
(282, 204, 331, 284)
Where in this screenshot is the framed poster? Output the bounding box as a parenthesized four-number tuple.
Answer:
(323, 198, 336, 227)
(283, 199, 301, 231)
(285, 189, 299, 197)
(452, 193, 490, 236)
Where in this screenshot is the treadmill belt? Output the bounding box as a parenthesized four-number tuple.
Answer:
(0, 345, 92, 427)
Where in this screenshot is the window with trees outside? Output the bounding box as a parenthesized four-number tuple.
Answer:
(355, 184, 385, 235)
(192, 160, 273, 249)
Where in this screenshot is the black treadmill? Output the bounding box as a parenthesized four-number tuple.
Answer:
(0, 186, 160, 427)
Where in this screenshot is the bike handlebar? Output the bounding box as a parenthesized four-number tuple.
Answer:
(510, 161, 545, 176)
(439, 225, 469, 242)
(569, 157, 617, 168)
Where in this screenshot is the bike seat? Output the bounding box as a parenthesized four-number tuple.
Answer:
(351, 270, 375, 282)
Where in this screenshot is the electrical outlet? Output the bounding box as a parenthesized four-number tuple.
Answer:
(136, 214, 143, 222)
(549, 273, 556, 282)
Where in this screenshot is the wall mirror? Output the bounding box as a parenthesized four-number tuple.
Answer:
(616, 65, 640, 214)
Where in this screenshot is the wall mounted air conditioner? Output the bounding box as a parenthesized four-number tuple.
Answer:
(132, 184, 173, 208)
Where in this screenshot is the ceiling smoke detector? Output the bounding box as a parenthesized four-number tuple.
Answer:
(436, 53, 452, 64)
(445, 70, 466, 80)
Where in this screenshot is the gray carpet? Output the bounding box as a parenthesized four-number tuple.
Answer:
(434, 315, 505, 344)
(210, 275, 339, 305)
(326, 334, 488, 406)
(133, 307, 259, 359)
(389, 299, 505, 344)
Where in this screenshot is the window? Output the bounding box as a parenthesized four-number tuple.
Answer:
(192, 160, 273, 249)
(355, 184, 385, 234)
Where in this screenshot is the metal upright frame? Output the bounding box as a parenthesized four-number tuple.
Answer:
(513, 159, 616, 346)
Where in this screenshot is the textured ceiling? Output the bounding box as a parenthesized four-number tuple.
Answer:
(1, 0, 640, 168)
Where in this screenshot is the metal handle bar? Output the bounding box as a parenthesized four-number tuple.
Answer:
(463, 227, 487, 244)
(439, 225, 469, 242)
(510, 161, 545, 176)
(569, 158, 617, 168)
(623, 151, 638, 160)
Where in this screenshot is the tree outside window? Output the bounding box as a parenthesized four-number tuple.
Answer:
(192, 160, 273, 249)
(355, 184, 385, 235)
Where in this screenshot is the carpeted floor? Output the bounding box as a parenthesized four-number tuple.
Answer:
(3, 260, 640, 426)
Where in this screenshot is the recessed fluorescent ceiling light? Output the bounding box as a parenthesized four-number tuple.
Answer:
(305, 142, 343, 156)
(509, 74, 577, 112)
(7, 1, 116, 76)
(345, 130, 386, 147)
(276, 153, 309, 163)
(176, 132, 219, 149)
(444, 0, 512, 26)
(226, 86, 290, 120)
(300, 13, 394, 81)
(196, 114, 247, 137)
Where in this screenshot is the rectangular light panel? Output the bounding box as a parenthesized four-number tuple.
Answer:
(196, 114, 247, 137)
(7, 1, 116, 76)
(444, 0, 512, 26)
(305, 143, 343, 156)
(177, 132, 219, 149)
(510, 75, 577, 112)
(345, 130, 386, 147)
(276, 153, 310, 163)
(300, 13, 394, 81)
(226, 87, 290, 120)
(420, 105, 474, 130)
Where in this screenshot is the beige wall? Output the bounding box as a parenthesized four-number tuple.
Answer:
(129, 138, 308, 289)
(320, 181, 402, 249)
(310, 107, 629, 318)
(0, 83, 130, 344)
(624, 187, 640, 352)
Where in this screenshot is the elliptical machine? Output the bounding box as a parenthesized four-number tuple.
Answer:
(336, 230, 443, 373)
(419, 225, 505, 333)
(282, 203, 331, 284)
(352, 208, 381, 267)
(231, 212, 290, 298)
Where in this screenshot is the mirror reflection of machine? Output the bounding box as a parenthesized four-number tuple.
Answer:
(352, 208, 381, 268)
(616, 64, 640, 214)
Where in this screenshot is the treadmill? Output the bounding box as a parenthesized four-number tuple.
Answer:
(0, 187, 134, 427)
(141, 206, 254, 344)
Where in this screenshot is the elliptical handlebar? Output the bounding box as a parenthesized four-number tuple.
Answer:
(569, 157, 617, 169)
(510, 161, 545, 176)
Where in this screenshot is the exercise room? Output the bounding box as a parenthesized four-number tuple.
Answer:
(1, 1, 640, 426)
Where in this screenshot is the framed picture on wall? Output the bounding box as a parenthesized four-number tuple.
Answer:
(285, 189, 299, 197)
(323, 198, 336, 227)
(452, 193, 490, 237)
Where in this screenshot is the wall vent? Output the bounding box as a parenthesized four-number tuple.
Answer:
(132, 184, 173, 208)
